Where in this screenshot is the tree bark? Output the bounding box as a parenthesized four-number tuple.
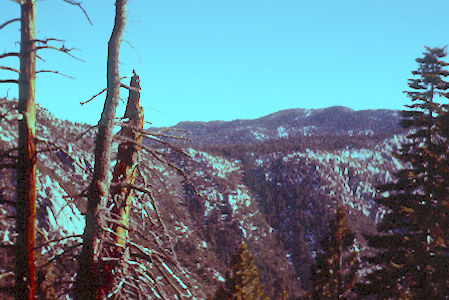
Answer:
(15, 1, 37, 299)
(74, 1, 128, 299)
(97, 73, 143, 298)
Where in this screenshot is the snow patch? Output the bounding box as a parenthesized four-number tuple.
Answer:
(277, 126, 289, 138)
(37, 174, 84, 236)
(187, 148, 239, 178)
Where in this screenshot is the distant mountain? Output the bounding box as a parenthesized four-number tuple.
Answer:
(156, 106, 402, 145)
(0, 99, 406, 299)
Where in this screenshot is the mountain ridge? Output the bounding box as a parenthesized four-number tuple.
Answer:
(153, 106, 402, 146)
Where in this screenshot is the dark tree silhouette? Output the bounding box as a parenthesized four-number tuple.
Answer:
(357, 46, 449, 298)
(309, 206, 358, 299)
(211, 243, 269, 300)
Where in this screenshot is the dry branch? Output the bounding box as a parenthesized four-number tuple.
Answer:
(35, 137, 89, 173)
(36, 70, 75, 79)
(80, 88, 106, 105)
(61, 0, 93, 25)
(37, 243, 81, 270)
(123, 40, 142, 64)
(0, 52, 20, 59)
(35, 45, 84, 62)
(80, 76, 127, 106)
(96, 72, 143, 298)
(120, 82, 140, 93)
(0, 272, 14, 281)
(113, 120, 191, 142)
(2, 113, 23, 122)
(33, 234, 82, 251)
(32, 38, 65, 44)
(0, 18, 20, 30)
(72, 124, 98, 141)
(0, 66, 20, 73)
(0, 79, 18, 84)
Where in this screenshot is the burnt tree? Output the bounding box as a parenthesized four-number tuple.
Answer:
(74, 0, 128, 298)
(15, 1, 37, 299)
(96, 72, 143, 298)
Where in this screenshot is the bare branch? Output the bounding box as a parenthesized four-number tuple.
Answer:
(35, 45, 84, 62)
(36, 70, 75, 79)
(114, 132, 188, 159)
(0, 52, 19, 59)
(114, 121, 191, 143)
(2, 113, 23, 121)
(81, 77, 128, 106)
(80, 88, 106, 106)
(0, 66, 19, 73)
(37, 243, 81, 270)
(113, 135, 197, 199)
(0, 18, 20, 30)
(153, 258, 184, 299)
(0, 104, 21, 122)
(0, 79, 18, 84)
(32, 38, 65, 44)
(33, 234, 83, 251)
(61, 0, 93, 25)
(120, 82, 141, 93)
(0, 272, 14, 282)
(72, 124, 98, 141)
(35, 137, 89, 172)
(36, 227, 57, 255)
(123, 40, 142, 64)
(36, 54, 46, 62)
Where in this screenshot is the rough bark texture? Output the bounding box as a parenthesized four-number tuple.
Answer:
(74, 1, 128, 298)
(15, 1, 37, 299)
(96, 73, 143, 298)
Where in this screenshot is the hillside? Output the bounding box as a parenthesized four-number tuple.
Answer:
(0, 98, 404, 299)
(154, 106, 402, 145)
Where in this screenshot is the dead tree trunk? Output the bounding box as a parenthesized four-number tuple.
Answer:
(96, 72, 143, 298)
(15, 1, 37, 299)
(74, 0, 128, 299)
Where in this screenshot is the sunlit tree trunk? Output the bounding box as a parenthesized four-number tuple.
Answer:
(97, 72, 143, 298)
(15, 1, 37, 299)
(74, 0, 128, 298)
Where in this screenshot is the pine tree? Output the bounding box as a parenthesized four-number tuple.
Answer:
(211, 243, 269, 300)
(308, 206, 358, 300)
(357, 46, 449, 299)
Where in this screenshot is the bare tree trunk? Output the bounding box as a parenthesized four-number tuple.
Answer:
(74, 1, 128, 299)
(15, 1, 37, 299)
(97, 72, 143, 298)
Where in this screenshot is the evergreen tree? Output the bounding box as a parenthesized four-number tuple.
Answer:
(211, 243, 269, 300)
(308, 206, 358, 299)
(357, 46, 449, 299)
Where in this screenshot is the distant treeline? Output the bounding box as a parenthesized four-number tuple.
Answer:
(199, 132, 400, 159)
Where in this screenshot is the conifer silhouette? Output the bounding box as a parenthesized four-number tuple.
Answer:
(211, 243, 269, 300)
(357, 46, 449, 298)
(309, 206, 358, 299)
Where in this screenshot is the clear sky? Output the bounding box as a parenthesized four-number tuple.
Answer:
(1, 0, 449, 127)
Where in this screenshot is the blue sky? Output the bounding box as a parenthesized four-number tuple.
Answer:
(1, 0, 449, 127)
